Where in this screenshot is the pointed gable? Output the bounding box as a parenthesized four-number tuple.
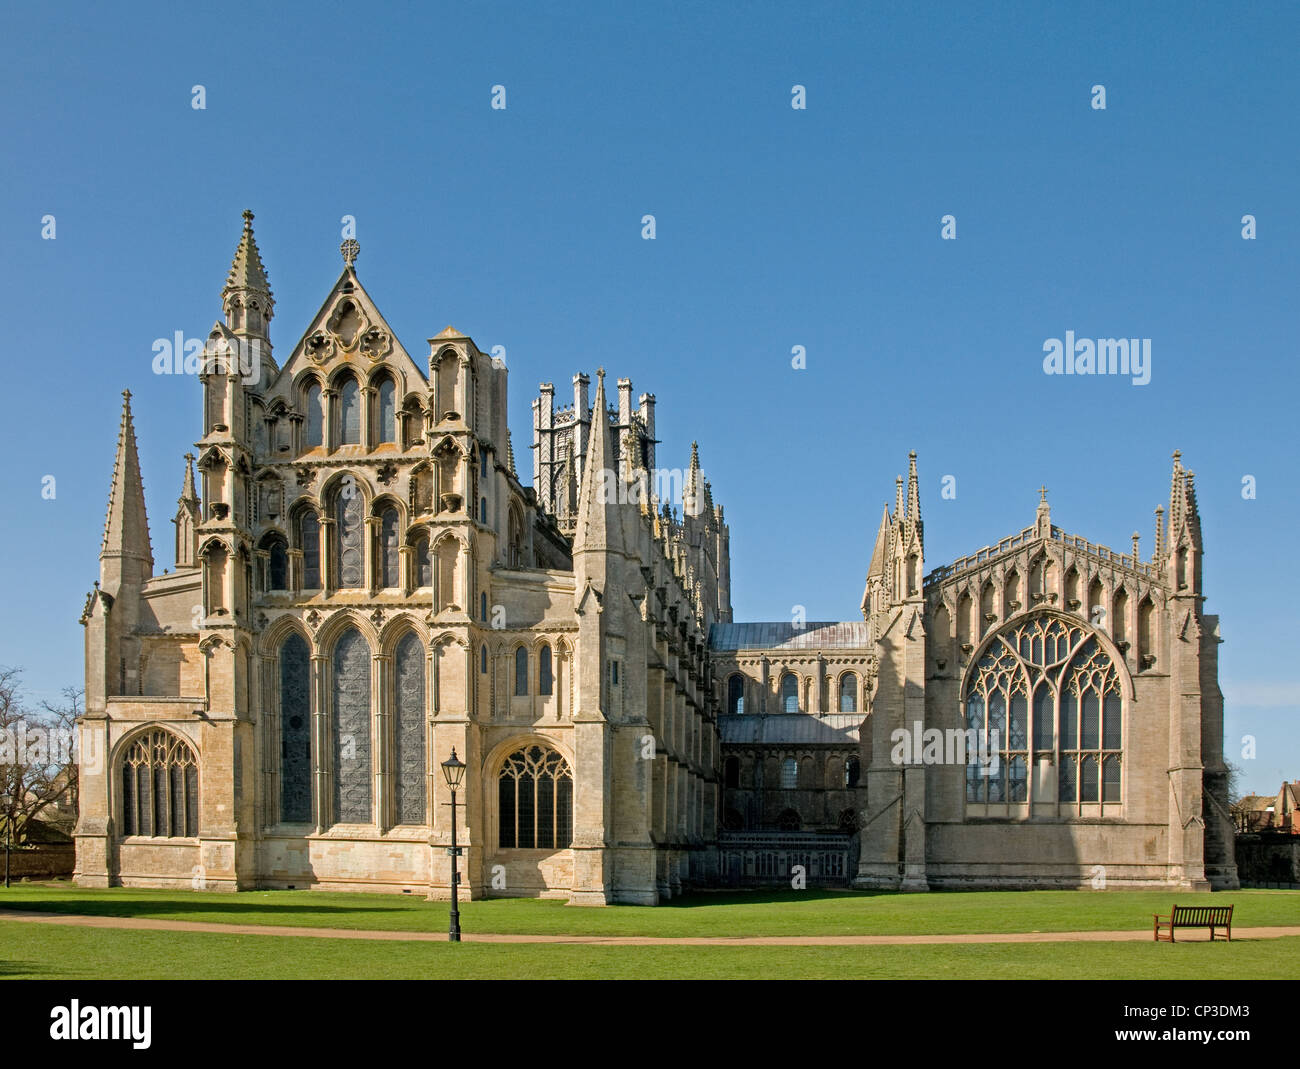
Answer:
(101, 390, 154, 582)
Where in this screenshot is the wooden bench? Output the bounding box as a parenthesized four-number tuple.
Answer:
(1153, 904, 1233, 942)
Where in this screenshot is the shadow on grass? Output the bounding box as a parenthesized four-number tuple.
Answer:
(0, 895, 418, 920)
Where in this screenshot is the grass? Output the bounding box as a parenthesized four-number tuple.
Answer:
(2, 920, 1296, 979)
(0, 882, 1294, 938)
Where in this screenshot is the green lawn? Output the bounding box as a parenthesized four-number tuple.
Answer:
(3, 919, 1296, 980)
(0, 882, 1294, 938)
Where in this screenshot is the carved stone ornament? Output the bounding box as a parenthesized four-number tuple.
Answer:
(360, 327, 392, 362)
(305, 330, 335, 364)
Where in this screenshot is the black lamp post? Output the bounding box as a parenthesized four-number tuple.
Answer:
(441, 749, 466, 942)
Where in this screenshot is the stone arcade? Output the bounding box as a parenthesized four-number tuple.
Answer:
(76, 214, 1237, 902)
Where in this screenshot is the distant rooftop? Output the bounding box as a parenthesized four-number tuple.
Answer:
(719, 713, 863, 745)
(709, 621, 870, 652)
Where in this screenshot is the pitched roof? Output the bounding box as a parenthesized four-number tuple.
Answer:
(719, 713, 863, 745)
(709, 621, 871, 652)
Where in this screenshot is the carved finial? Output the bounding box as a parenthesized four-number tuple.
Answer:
(242, 209, 254, 227)
(122, 389, 132, 404)
(596, 366, 606, 384)
(341, 238, 360, 267)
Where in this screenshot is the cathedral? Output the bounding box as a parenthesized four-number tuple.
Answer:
(75, 213, 1238, 903)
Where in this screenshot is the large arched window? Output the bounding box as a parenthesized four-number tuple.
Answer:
(299, 511, 321, 589)
(780, 756, 798, 789)
(339, 376, 361, 445)
(498, 745, 573, 849)
(378, 506, 400, 588)
(304, 382, 324, 448)
(120, 729, 198, 837)
(514, 646, 529, 696)
(845, 756, 861, 788)
(334, 484, 364, 587)
(539, 645, 553, 696)
(839, 672, 858, 713)
(279, 633, 312, 823)
(780, 673, 799, 713)
(963, 613, 1123, 813)
(724, 756, 741, 789)
(393, 632, 426, 825)
(332, 628, 372, 824)
(727, 674, 744, 715)
(377, 376, 396, 444)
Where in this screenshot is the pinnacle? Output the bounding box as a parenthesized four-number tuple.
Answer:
(223, 209, 273, 300)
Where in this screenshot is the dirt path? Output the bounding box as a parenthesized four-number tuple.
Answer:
(0, 909, 1292, 946)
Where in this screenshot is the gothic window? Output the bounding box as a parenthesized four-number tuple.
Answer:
(776, 808, 801, 831)
(724, 757, 740, 789)
(480, 450, 488, 477)
(268, 537, 288, 591)
(963, 614, 1123, 813)
(727, 674, 744, 715)
(838, 808, 859, 833)
(845, 756, 861, 788)
(335, 485, 364, 588)
(120, 729, 198, 837)
(839, 672, 858, 713)
(781, 756, 797, 789)
(539, 645, 553, 696)
(332, 628, 372, 824)
(780, 673, 799, 714)
(393, 632, 426, 825)
(498, 745, 573, 849)
(415, 534, 432, 587)
(480, 592, 488, 622)
(339, 376, 361, 445)
(481, 645, 488, 674)
(379, 507, 400, 588)
(300, 511, 321, 589)
(514, 646, 529, 696)
(279, 633, 312, 823)
(305, 383, 323, 448)
(508, 506, 523, 568)
(377, 376, 396, 444)
(480, 497, 487, 524)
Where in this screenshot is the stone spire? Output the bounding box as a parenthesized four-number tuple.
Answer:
(894, 475, 904, 519)
(506, 430, 517, 479)
(684, 440, 702, 518)
(101, 390, 154, 589)
(573, 368, 623, 554)
(1154, 505, 1165, 563)
(222, 210, 273, 340)
(906, 450, 921, 529)
(174, 453, 200, 570)
(867, 505, 891, 580)
(563, 437, 578, 520)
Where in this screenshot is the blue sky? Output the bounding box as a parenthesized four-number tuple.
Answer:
(0, 1, 1295, 793)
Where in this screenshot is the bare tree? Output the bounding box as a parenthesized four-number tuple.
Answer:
(0, 668, 81, 846)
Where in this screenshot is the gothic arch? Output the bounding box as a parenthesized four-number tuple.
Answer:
(314, 608, 382, 655)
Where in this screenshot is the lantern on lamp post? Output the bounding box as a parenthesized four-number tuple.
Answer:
(441, 749, 466, 942)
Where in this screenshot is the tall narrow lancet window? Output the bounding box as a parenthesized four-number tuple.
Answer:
(379, 507, 400, 588)
(335, 485, 364, 587)
(268, 538, 288, 591)
(964, 613, 1123, 814)
(514, 646, 529, 696)
(727, 674, 744, 715)
(839, 672, 858, 713)
(377, 377, 396, 444)
(120, 729, 199, 838)
(393, 632, 426, 825)
(300, 512, 321, 589)
(279, 633, 312, 823)
(340, 376, 361, 445)
(498, 746, 573, 849)
(415, 534, 432, 588)
(780, 673, 799, 713)
(305, 383, 324, 448)
(332, 628, 372, 824)
(539, 644, 553, 696)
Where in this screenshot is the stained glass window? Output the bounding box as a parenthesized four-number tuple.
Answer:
(340, 377, 361, 445)
(332, 628, 372, 824)
(336, 487, 364, 588)
(539, 645, 553, 696)
(964, 614, 1123, 813)
(300, 512, 321, 589)
(305, 383, 323, 448)
(394, 632, 426, 825)
(379, 507, 400, 588)
(378, 377, 396, 443)
(280, 633, 312, 823)
(727, 674, 744, 715)
(498, 746, 572, 849)
(514, 646, 528, 696)
(120, 729, 198, 837)
(268, 538, 288, 591)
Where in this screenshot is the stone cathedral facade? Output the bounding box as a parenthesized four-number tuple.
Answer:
(76, 214, 1237, 902)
